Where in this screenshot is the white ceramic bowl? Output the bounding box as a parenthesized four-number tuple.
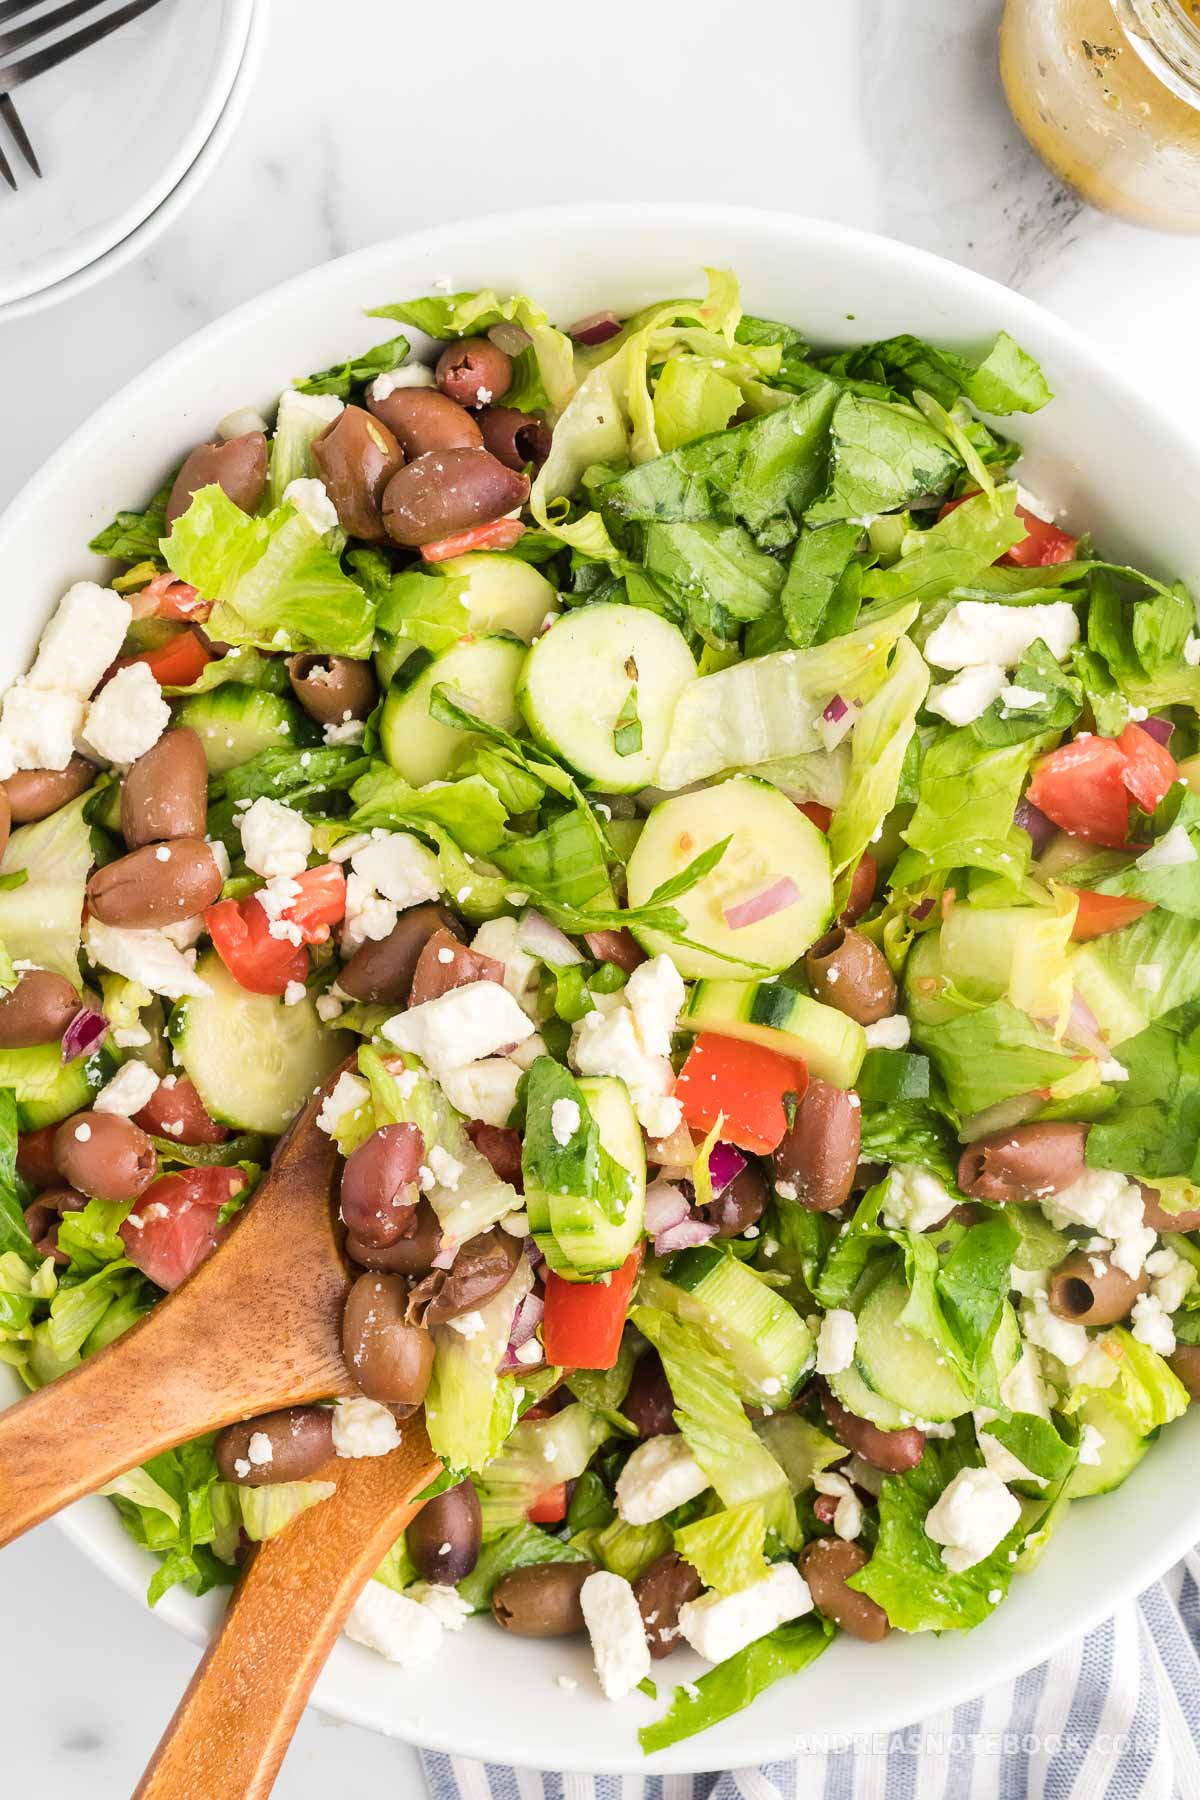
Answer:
(2, 207, 1198, 1774)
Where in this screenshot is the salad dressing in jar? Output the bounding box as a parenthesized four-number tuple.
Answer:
(1000, 0, 1200, 229)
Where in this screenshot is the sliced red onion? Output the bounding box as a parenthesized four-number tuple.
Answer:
(1064, 992, 1110, 1061)
(569, 310, 622, 346)
(431, 1241, 457, 1270)
(518, 909, 584, 966)
(1014, 797, 1057, 855)
(822, 694, 849, 724)
(910, 897, 935, 923)
(61, 1006, 109, 1064)
(723, 877, 801, 932)
(707, 1141, 747, 1198)
(523, 1236, 545, 1271)
(644, 1179, 689, 1238)
(1137, 716, 1175, 746)
(655, 1215, 720, 1256)
(498, 1291, 544, 1371)
(488, 321, 532, 356)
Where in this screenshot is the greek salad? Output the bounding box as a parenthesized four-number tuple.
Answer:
(2, 270, 1199, 1752)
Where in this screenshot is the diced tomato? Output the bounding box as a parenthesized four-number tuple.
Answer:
(674, 1032, 808, 1155)
(17, 1125, 61, 1190)
(278, 864, 347, 946)
(542, 1249, 642, 1370)
(526, 1482, 568, 1524)
(1116, 722, 1177, 814)
(134, 1074, 228, 1145)
(1002, 509, 1078, 568)
(420, 518, 526, 563)
(205, 896, 308, 996)
(797, 801, 832, 832)
(1027, 736, 1133, 848)
(130, 572, 211, 622)
(1070, 889, 1156, 941)
(125, 628, 213, 688)
(119, 1167, 243, 1291)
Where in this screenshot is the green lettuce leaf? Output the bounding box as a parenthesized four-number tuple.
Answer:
(370, 289, 575, 414)
(476, 1403, 612, 1538)
(0, 791, 94, 986)
(0, 1089, 33, 1263)
(88, 475, 173, 563)
(639, 1616, 833, 1755)
(673, 1500, 768, 1593)
(294, 332, 410, 400)
(816, 331, 1050, 417)
(805, 393, 961, 525)
(1083, 1010, 1200, 1181)
(828, 635, 928, 889)
(913, 1000, 1083, 1116)
(778, 520, 864, 648)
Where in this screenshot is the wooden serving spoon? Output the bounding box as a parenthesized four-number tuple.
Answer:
(0, 1072, 355, 1548)
(133, 1421, 440, 1800)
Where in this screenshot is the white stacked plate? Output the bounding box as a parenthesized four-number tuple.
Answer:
(0, 0, 263, 319)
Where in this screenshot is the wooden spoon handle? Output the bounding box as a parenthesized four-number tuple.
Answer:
(134, 1426, 440, 1800)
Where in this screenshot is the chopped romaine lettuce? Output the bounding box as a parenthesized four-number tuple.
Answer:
(0, 792, 93, 986)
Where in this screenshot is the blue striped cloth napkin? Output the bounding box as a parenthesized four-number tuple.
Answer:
(421, 1550, 1200, 1800)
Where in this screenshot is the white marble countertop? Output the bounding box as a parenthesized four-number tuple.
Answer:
(3, 1, 1200, 1793)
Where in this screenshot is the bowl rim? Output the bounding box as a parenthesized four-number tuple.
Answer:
(6, 202, 1200, 1771)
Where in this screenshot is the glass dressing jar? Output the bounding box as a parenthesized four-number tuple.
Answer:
(1000, 0, 1200, 229)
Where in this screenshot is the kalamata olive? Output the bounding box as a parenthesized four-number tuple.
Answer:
(3, 757, 94, 823)
(339, 904, 466, 1004)
(53, 1111, 157, 1201)
(839, 852, 878, 926)
(165, 431, 268, 527)
(215, 1407, 334, 1486)
(773, 1078, 861, 1212)
(491, 1560, 596, 1636)
(1169, 1343, 1200, 1399)
(1140, 1183, 1200, 1234)
(622, 1351, 678, 1438)
(17, 1125, 60, 1189)
(23, 1187, 85, 1262)
(85, 840, 224, 930)
(120, 729, 209, 848)
(311, 405, 403, 542)
(820, 1385, 925, 1473)
(805, 927, 896, 1025)
(286, 654, 378, 728)
(134, 1073, 227, 1145)
(1048, 1250, 1148, 1325)
(382, 449, 530, 549)
(406, 1476, 482, 1584)
(957, 1122, 1087, 1203)
(408, 927, 504, 1006)
(436, 337, 513, 408)
(0, 970, 80, 1049)
(340, 1122, 424, 1248)
(582, 928, 646, 973)
(799, 1538, 890, 1642)
(406, 1229, 522, 1327)
(703, 1163, 768, 1238)
(633, 1551, 703, 1658)
(342, 1272, 435, 1406)
(465, 1121, 523, 1189)
(346, 1197, 443, 1275)
(367, 386, 484, 458)
(0, 785, 8, 862)
(477, 405, 551, 472)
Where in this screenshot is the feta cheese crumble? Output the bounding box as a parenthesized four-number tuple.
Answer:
(93, 1059, 160, 1117)
(437, 1058, 522, 1127)
(924, 1467, 1021, 1572)
(924, 601, 1079, 671)
(815, 1307, 857, 1376)
(239, 797, 313, 881)
(572, 954, 684, 1138)
(82, 663, 170, 766)
(344, 1582, 443, 1666)
(579, 1571, 651, 1700)
(382, 981, 535, 1074)
(927, 664, 1006, 727)
(1040, 1167, 1155, 1278)
(615, 1433, 710, 1524)
(862, 1013, 911, 1051)
(331, 1396, 402, 1458)
(678, 1563, 813, 1664)
(316, 1072, 371, 1136)
(84, 919, 212, 1001)
(1131, 1291, 1176, 1356)
(882, 1163, 955, 1234)
(551, 1097, 581, 1146)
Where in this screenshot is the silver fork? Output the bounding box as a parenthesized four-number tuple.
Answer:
(0, 0, 167, 190)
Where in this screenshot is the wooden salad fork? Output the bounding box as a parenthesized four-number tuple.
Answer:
(134, 1424, 440, 1800)
(0, 1069, 356, 1547)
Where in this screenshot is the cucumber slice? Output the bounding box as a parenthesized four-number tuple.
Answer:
(517, 604, 696, 792)
(854, 1273, 1020, 1423)
(826, 1359, 909, 1431)
(637, 1245, 814, 1403)
(375, 553, 558, 688)
(0, 1043, 112, 1130)
(683, 980, 866, 1089)
(1065, 1389, 1148, 1498)
(626, 777, 834, 980)
(174, 685, 319, 776)
(169, 953, 351, 1134)
(378, 635, 526, 788)
(526, 1075, 646, 1277)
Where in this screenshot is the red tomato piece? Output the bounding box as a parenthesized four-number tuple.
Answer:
(126, 629, 213, 688)
(1070, 889, 1156, 941)
(134, 1074, 228, 1145)
(420, 518, 526, 563)
(674, 1032, 808, 1155)
(797, 801, 832, 832)
(526, 1482, 568, 1523)
(542, 1249, 643, 1371)
(1116, 722, 1178, 814)
(1002, 508, 1078, 568)
(279, 864, 347, 946)
(1027, 736, 1132, 848)
(120, 1168, 243, 1291)
(130, 572, 210, 622)
(205, 897, 308, 996)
